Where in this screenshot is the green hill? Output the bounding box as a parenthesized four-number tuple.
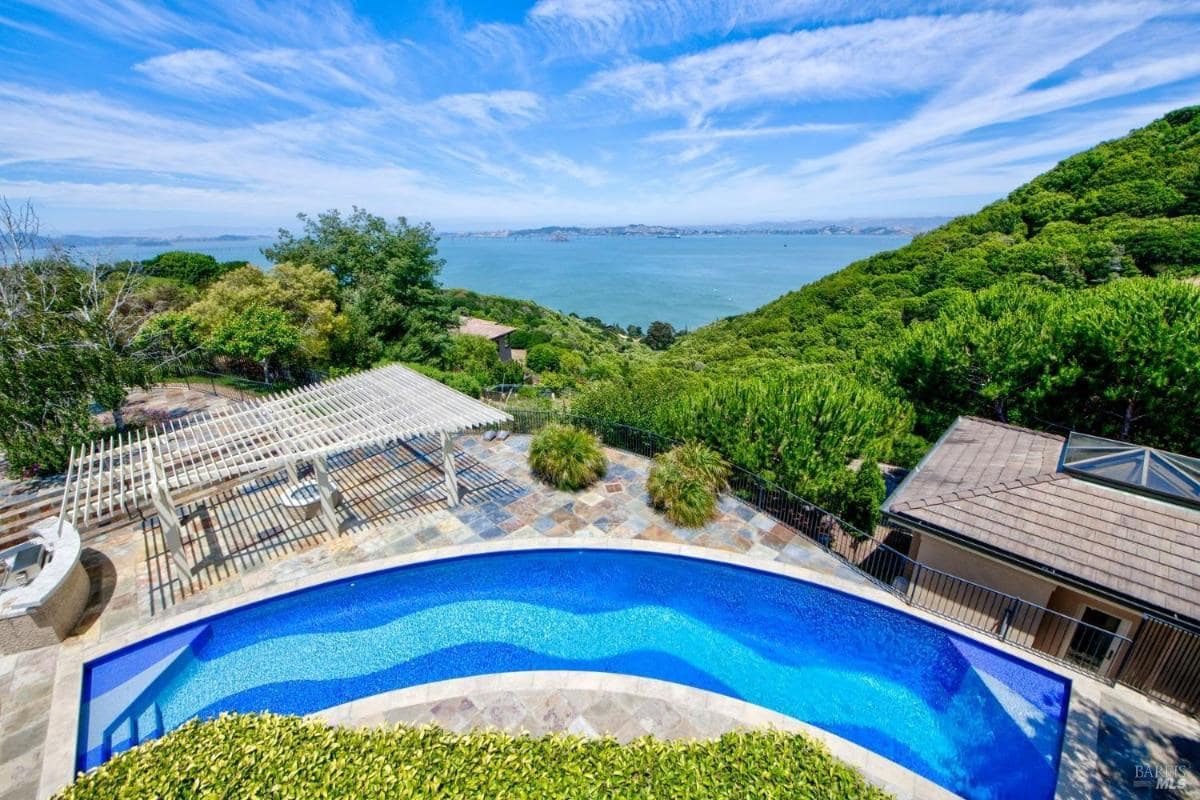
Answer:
(664, 106, 1200, 377)
(573, 107, 1200, 519)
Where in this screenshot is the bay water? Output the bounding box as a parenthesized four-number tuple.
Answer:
(76, 233, 909, 330)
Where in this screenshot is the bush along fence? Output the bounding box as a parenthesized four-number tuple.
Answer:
(503, 408, 1200, 715)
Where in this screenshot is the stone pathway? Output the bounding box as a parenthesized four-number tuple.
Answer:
(353, 686, 755, 743)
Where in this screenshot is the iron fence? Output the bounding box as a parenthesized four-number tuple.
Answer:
(1115, 616, 1200, 715)
(502, 408, 1167, 693)
(152, 358, 324, 403)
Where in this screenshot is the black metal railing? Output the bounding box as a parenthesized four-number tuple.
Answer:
(502, 408, 1155, 689)
(152, 358, 324, 403)
(1115, 616, 1200, 715)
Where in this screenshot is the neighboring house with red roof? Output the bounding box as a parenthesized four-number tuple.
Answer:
(883, 416, 1200, 711)
(456, 317, 517, 362)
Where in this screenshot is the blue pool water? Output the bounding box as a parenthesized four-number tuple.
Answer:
(78, 549, 1070, 799)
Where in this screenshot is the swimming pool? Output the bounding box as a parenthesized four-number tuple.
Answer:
(78, 548, 1070, 799)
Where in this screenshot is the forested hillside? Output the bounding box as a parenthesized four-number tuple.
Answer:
(665, 106, 1200, 376)
(576, 106, 1200, 521)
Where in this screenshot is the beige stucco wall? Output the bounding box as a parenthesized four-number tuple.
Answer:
(908, 532, 1058, 648)
(906, 529, 1153, 673)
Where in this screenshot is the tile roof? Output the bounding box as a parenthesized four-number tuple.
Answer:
(457, 317, 516, 340)
(885, 416, 1200, 621)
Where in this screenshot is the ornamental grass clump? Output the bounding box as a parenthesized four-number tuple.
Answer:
(648, 442, 730, 527)
(528, 423, 607, 490)
(56, 713, 893, 800)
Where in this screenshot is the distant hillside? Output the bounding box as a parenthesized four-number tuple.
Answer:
(448, 219, 945, 239)
(665, 106, 1200, 376)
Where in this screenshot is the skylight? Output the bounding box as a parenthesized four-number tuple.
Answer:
(1062, 432, 1200, 510)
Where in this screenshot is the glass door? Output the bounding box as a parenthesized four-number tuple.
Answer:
(1066, 607, 1123, 671)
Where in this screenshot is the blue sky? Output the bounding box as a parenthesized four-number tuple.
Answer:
(2, 1, 1200, 234)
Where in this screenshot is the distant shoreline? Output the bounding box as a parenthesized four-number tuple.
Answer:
(443, 220, 946, 239)
(45, 218, 946, 248)
(38, 233, 269, 248)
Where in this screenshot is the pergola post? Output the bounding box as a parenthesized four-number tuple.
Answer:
(150, 479, 191, 578)
(311, 454, 341, 537)
(285, 458, 300, 485)
(440, 431, 460, 508)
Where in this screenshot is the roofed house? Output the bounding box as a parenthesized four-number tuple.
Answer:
(884, 416, 1200, 711)
(456, 317, 517, 362)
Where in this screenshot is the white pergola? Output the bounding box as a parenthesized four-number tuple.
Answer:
(58, 364, 511, 574)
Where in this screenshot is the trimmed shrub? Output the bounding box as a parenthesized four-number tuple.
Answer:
(56, 713, 892, 800)
(528, 423, 607, 490)
(648, 442, 730, 527)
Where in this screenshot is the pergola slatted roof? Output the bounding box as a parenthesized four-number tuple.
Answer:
(62, 364, 511, 531)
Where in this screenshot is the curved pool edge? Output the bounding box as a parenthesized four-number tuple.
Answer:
(42, 537, 1089, 800)
(308, 669, 957, 800)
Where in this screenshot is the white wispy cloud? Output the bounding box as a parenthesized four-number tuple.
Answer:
(786, 3, 1200, 193)
(589, 13, 1038, 118)
(134, 44, 401, 108)
(431, 90, 543, 129)
(646, 122, 857, 142)
(525, 152, 608, 186)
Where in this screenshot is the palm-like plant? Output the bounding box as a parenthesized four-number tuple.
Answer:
(528, 424, 607, 491)
(648, 442, 730, 527)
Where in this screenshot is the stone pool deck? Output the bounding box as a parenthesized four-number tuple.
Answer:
(1, 434, 1197, 800)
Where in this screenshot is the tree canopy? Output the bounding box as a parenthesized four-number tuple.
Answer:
(266, 207, 453, 364)
(141, 251, 243, 286)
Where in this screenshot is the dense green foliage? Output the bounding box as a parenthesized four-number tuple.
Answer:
(401, 361, 485, 397)
(574, 368, 915, 521)
(140, 250, 244, 286)
(0, 256, 159, 475)
(647, 442, 730, 527)
(266, 207, 454, 366)
(446, 289, 643, 358)
(887, 277, 1200, 450)
(57, 714, 891, 800)
(440, 333, 524, 388)
(644, 320, 677, 350)
(838, 461, 887, 533)
(528, 423, 607, 490)
(665, 107, 1200, 378)
(0, 261, 101, 474)
(155, 263, 349, 381)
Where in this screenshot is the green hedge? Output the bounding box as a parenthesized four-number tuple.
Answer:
(58, 714, 892, 800)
